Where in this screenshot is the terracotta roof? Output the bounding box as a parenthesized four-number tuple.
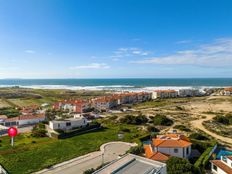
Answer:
(18, 114, 45, 120)
(5, 117, 19, 122)
(144, 145, 153, 158)
(224, 87, 232, 92)
(153, 134, 192, 148)
(211, 160, 232, 174)
(149, 152, 170, 162)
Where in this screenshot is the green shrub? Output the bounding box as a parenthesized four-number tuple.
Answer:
(189, 133, 209, 141)
(213, 115, 229, 125)
(84, 168, 95, 174)
(127, 145, 144, 155)
(119, 115, 148, 125)
(147, 126, 159, 132)
(32, 123, 47, 137)
(194, 144, 216, 172)
(0, 107, 20, 118)
(153, 114, 173, 126)
(167, 157, 195, 174)
(173, 125, 191, 132)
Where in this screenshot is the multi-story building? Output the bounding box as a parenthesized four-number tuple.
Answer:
(53, 100, 90, 113)
(177, 89, 201, 97)
(211, 156, 232, 174)
(144, 133, 192, 162)
(152, 90, 178, 99)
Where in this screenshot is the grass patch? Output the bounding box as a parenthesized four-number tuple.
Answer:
(0, 124, 144, 174)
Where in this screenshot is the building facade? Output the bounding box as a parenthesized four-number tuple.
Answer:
(49, 117, 88, 131)
(211, 156, 232, 174)
(144, 133, 192, 162)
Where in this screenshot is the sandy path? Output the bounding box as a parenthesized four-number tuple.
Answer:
(190, 113, 232, 145)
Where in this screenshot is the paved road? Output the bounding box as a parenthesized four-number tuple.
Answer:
(35, 142, 136, 174)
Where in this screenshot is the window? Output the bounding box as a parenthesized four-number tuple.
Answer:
(174, 148, 178, 153)
(222, 156, 227, 163)
(66, 122, 71, 126)
(186, 147, 189, 155)
(58, 124, 60, 128)
(213, 164, 217, 171)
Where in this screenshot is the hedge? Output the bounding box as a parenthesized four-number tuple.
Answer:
(194, 142, 217, 172)
(51, 123, 102, 139)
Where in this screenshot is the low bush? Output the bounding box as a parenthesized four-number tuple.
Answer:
(127, 145, 144, 155)
(173, 125, 191, 132)
(31, 123, 47, 137)
(147, 126, 160, 132)
(0, 107, 20, 118)
(213, 115, 229, 125)
(153, 114, 173, 126)
(119, 115, 148, 125)
(167, 157, 196, 174)
(189, 133, 209, 141)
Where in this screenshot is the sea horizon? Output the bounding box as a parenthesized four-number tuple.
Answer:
(0, 78, 232, 91)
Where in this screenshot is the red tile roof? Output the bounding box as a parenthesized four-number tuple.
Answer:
(144, 144, 170, 162)
(153, 134, 192, 148)
(144, 145, 154, 158)
(149, 152, 170, 162)
(5, 114, 45, 122)
(18, 114, 45, 120)
(211, 160, 232, 174)
(225, 87, 232, 92)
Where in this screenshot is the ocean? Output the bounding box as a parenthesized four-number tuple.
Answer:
(0, 78, 232, 91)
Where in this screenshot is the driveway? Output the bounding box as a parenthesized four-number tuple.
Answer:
(34, 142, 137, 174)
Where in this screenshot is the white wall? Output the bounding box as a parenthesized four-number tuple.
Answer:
(211, 164, 227, 174)
(18, 118, 45, 126)
(156, 146, 191, 159)
(49, 118, 88, 130)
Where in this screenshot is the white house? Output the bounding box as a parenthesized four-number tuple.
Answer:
(223, 88, 232, 96)
(0, 114, 45, 127)
(144, 133, 192, 162)
(93, 153, 167, 174)
(49, 117, 88, 131)
(211, 156, 232, 174)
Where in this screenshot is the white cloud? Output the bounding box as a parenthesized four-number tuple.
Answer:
(111, 47, 150, 60)
(133, 38, 232, 67)
(70, 63, 110, 70)
(25, 50, 35, 54)
(176, 40, 192, 44)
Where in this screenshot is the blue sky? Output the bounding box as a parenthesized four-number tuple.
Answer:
(0, 0, 232, 78)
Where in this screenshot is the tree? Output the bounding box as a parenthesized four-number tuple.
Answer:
(32, 123, 47, 137)
(167, 157, 195, 174)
